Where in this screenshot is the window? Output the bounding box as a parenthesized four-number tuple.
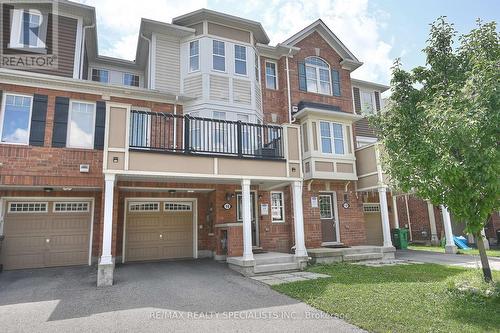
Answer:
(320, 121, 345, 155)
(91, 69, 109, 83)
(9, 10, 45, 49)
(212, 111, 226, 151)
(237, 114, 250, 154)
(67, 101, 95, 149)
(319, 195, 333, 219)
(305, 57, 331, 95)
(9, 202, 48, 213)
(189, 40, 199, 72)
(213, 40, 225, 71)
(361, 91, 374, 114)
(265, 61, 277, 90)
(271, 192, 284, 222)
(0, 93, 32, 144)
(54, 202, 89, 212)
(254, 53, 260, 81)
(164, 202, 192, 211)
(236, 193, 255, 221)
(130, 110, 151, 147)
(129, 202, 160, 212)
(123, 73, 140, 87)
(234, 45, 247, 75)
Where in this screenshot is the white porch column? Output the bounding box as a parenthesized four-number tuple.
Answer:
(292, 181, 307, 257)
(378, 187, 393, 248)
(100, 174, 115, 264)
(241, 179, 254, 261)
(427, 201, 440, 246)
(392, 195, 400, 229)
(440, 205, 458, 254)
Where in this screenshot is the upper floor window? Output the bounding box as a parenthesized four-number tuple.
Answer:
(67, 101, 95, 149)
(91, 69, 109, 83)
(265, 61, 277, 90)
(213, 40, 225, 71)
(234, 45, 247, 75)
(361, 91, 375, 114)
(123, 73, 140, 87)
(9, 10, 45, 49)
(320, 121, 344, 155)
(305, 57, 331, 95)
(0, 93, 32, 144)
(189, 40, 199, 72)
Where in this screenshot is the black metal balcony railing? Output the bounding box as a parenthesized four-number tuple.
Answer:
(129, 110, 284, 159)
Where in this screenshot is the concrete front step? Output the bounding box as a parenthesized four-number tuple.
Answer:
(343, 253, 383, 262)
(254, 254, 296, 265)
(341, 246, 383, 255)
(253, 262, 301, 274)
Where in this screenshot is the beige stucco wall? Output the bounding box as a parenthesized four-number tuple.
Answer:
(218, 159, 287, 177)
(207, 22, 251, 43)
(286, 126, 300, 161)
(355, 145, 377, 176)
(108, 107, 127, 149)
(128, 152, 214, 174)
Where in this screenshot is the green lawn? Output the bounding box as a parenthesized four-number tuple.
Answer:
(408, 244, 500, 257)
(273, 263, 500, 333)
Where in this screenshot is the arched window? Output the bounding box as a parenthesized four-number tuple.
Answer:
(305, 57, 331, 95)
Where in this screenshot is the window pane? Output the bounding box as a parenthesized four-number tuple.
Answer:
(1, 95, 32, 144)
(332, 123, 344, 154)
(306, 57, 329, 68)
(265, 62, 276, 89)
(68, 102, 94, 148)
(213, 40, 225, 56)
(235, 45, 246, 60)
(332, 123, 343, 139)
(319, 68, 330, 81)
(213, 55, 225, 71)
(190, 40, 199, 56)
(189, 41, 199, 71)
(361, 91, 374, 114)
(235, 59, 247, 75)
(334, 139, 344, 155)
(306, 66, 317, 79)
(266, 76, 276, 90)
(123, 73, 139, 87)
(271, 192, 283, 221)
(190, 55, 199, 72)
(321, 138, 332, 153)
(320, 122, 330, 137)
(320, 82, 331, 94)
(319, 195, 333, 219)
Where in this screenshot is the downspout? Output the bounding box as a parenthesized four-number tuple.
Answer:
(173, 95, 179, 149)
(285, 49, 293, 124)
(79, 23, 95, 79)
(140, 33, 152, 89)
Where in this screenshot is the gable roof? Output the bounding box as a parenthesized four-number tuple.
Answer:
(282, 19, 363, 71)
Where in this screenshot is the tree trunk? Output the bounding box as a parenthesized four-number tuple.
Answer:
(475, 232, 492, 282)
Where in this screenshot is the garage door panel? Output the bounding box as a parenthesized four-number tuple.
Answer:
(160, 245, 192, 259)
(2, 200, 92, 270)
(126, 246, 161, 261)
(365, 214, 383, 246)
(127, 216, 162, 229)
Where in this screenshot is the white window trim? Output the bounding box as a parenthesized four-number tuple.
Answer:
(66, 100, 96, 149)
(91, 68, 109, 83)
(0, 92, 33, 146)
(360, 89, 376, 115)
(318, 120, 346, 156)
(188, 40, 200, 73)
(128, 202, 160, 212)
(305, 57, 332, 96)
(53, 201, 90, 213)
(123, 73, 140, 87)
(270, 191, 285, 223)
(265, 60, 278, 90)
(8, 202, 48, 213)
(234, 44, 247, 76)
(212, 39, 226, 73)
(319, 194, 334, 220)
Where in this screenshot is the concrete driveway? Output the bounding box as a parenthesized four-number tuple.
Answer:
(396, 249, 500, 270)
(0, 259, 362, 333)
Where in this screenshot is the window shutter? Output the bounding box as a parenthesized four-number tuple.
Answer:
(94, 101, 106, 150)
(374, 91, 381, 111)
(353, 87, 361, 114)
(332, 69, 341, 96)
(29, 94, 48, 146)
(298, 61, 307, 92)
(52, 97, 70, 147)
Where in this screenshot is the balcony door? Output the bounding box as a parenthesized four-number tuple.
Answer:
(319, 193, 340, 243)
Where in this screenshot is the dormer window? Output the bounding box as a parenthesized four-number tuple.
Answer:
(298, 57, 341, 96)
(91, 69, 109, 83)
(123, 73, 140, 87)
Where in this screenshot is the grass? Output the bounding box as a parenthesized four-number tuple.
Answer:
(273, 263, 500, 333)
(408, 244, 500, 257)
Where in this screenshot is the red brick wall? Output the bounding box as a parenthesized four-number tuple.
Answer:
(260, 56, 289, 125)
(486, 212, 500, 239)
(302, 180, 366, 248)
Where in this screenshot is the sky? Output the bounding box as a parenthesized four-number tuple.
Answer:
(76, 0, 500, 85)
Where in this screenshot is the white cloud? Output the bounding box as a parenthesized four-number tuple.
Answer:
(75, 0, 393, 82)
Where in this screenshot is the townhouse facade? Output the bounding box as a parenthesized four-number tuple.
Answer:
(2, 1, 495, 286)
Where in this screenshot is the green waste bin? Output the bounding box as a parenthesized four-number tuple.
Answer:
(391, 228, 409, 249)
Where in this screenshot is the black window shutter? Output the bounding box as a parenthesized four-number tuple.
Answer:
(374, 91, 381, 111)
(298, 61, 307, 92)
(52, 97, 70, 147)
(29, 94, 48, 146)
(353, 87, 361, 114)
(332, 69, 341, 96)
(94, 101, 106, 150)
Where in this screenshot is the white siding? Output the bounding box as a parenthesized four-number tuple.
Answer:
(233, 79, 251, 105)
(184, 75, 203, 98)
(210, 75, 229, 101)
(155, 34, 180, 93)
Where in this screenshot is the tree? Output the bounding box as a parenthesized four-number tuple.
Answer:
(373, 17, 500, 282)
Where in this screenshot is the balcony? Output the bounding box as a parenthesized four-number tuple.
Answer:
(129, 110, 284, 160)
(104, 107, 301, 180)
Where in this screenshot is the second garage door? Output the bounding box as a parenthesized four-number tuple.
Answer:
(1, 200, 92, 270)
(125, 201, 194, 262)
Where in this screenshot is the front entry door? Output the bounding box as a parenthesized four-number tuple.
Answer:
(319, 193, 339, 243)
(237, 193, 258, 246)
